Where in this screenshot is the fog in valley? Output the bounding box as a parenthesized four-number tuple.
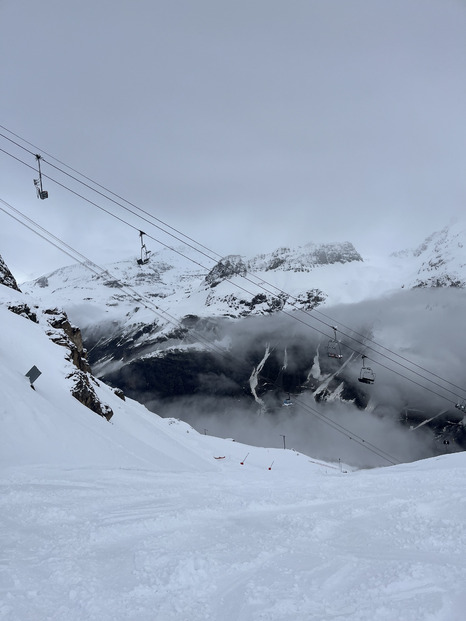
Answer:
(140, 287, 466, 468)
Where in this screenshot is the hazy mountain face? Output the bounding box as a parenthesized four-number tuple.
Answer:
(21, 228, 466, 466)
(397, 222, 466, 289)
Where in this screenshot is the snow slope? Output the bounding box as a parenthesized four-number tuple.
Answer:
(2, 284, 466, 620)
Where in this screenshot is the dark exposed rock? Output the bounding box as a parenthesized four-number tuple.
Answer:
(35, 276, 49, 288)
(414, 275, 464, 288)
(67, 370, 113, 420)
(104, 349, 246, 401)
(294, 289, 327, 310)
(113, 387, 126, 401)
(205, 255, 247, 288)
(43, 308, 91, 373)
(7, 303, 39, 323)
(43, 309, 114, 419)
(0, 254, 21, 292)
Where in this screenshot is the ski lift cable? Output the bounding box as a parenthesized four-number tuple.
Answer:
(0, 130, 220, 264)
(234, 272, 466, 396)
(299, 402, 398, 465)
(0, 130, 463, 397)
(0, 148, 348, 347)
(0, 198, 400, 466)
(1, 139, 465, 403)
(1, 145, 465, 408)
(2, 135, 463, 402)
(0, 206, 398, 467)
(0, 147, 215, 275)
(0, 200, 233, 362)
(0, 129, 460, 389)
(0, 192, 452, 466)
(0, 125, 216, 258)
(1, 142, 465, 406)
(0, 202, 178, 326)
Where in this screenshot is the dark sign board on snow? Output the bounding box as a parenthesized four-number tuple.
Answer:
(25, 365, 42, 386)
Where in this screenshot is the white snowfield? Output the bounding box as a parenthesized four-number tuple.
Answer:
(1, 290, 466, 621)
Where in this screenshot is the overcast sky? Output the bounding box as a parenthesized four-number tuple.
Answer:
(1, 0, 466, 281)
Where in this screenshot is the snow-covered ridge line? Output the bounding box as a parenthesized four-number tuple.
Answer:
(23, 223, 466, 331)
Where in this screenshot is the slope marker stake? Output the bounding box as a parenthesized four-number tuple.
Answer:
(240, 453, 249, 465)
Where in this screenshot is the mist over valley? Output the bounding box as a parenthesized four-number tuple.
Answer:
(22, 223, 466, 468)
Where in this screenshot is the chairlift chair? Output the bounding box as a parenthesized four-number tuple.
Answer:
(283, 393, 293, 407)
(327, 326, 342, 359)
(358, 355, 375, 385)
(33, 154, 48, 200)
(137, 231, 151, 265)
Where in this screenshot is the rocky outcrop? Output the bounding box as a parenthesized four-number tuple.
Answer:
(43, 308, 91, 373)
(1, 253, 112, 420)
(67, 370, 113, 420)
(205, 255, 248, 288)
(0, 254, 21, 292)
(7, 302, 39, 323)
(44, 309, 113, 419)
(204, 288, 326, 316)
(248, 242, 363, 272)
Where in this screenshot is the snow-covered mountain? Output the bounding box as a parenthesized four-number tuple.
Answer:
(396, 221, 466, 288)
(25, 240, 366, 325)
(24, 224, 466, 332)
(20, 226, 466, 460)
(2, 254, 466, 621)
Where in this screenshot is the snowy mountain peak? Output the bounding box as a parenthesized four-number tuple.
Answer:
(205, 255, 247, 288)
(396, 221, 466, 288)
(248, 241, 363, 272)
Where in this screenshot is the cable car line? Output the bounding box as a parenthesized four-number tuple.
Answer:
(1, 135, 465, 405)
(0, 197, 400, 466)
(2, 140, 465, 406)
(0, 124, 217, 258)
(0, 199, 237, 365)
(1, 141, 465, 406)
(0, 130, 221, 263)
(0, 131, 460, 397)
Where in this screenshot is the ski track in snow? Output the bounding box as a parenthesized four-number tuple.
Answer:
(2, 461, 466, 621)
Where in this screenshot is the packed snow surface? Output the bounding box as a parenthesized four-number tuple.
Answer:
(1, 287, 466, 620)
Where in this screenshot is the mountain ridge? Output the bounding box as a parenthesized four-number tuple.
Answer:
(17, 224, 466, 455)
